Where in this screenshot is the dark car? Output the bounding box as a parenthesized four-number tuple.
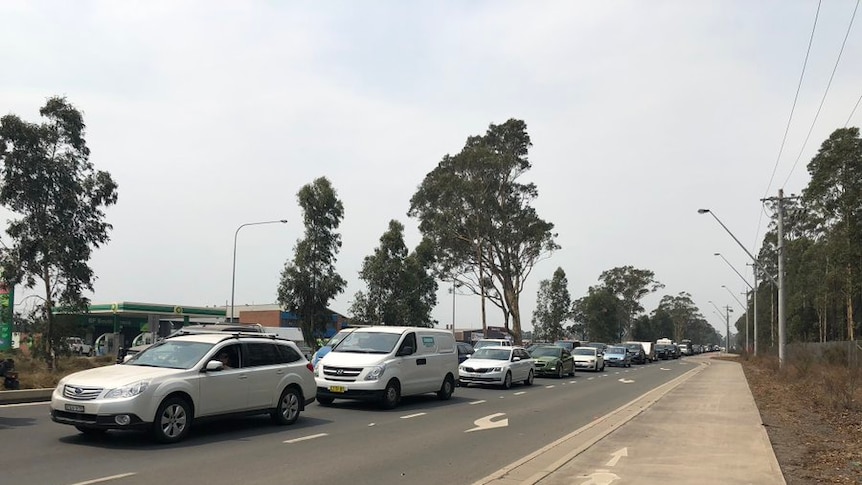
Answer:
(655, 344, 671, 360)
(623, 343, 647, 364)
(457, 342, 475, 364)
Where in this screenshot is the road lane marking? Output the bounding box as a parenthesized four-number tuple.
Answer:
(569, 380, 576, 384)
(368, 423, 376, 427)
(618, 378, 634, 384)
(283, 433, 328, 444)
(606, 447, 628, 466)
(400, 412, 426, 419)
(469, 400, 486, 405)
(465, 413, 508, 433)
(587, 377, 595, 380)
(70, 473, 137, 485)
(514, 391, 526, 395)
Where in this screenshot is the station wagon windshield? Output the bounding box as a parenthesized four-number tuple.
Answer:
(126, 341, 215, 369)
(606, 347, 626, 354)
(472, 348, 512, 360)
(573, 348, 596, 356)
(335, 332, 401, 354)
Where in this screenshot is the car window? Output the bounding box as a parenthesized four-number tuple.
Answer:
(473, 348, 512, 360)
(399, 333, 417, 354)
(128, 340, 214, 369)
(573, 348, 596, 356)
(245, 342, 281, 367)
(276, 343, 302, 363)
(531, 347, 562, 358)
(517, 349, 530, 360)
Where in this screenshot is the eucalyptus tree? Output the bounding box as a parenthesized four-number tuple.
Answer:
(802, 127, 862, 340)
(0, 97, 118, 367)
(277, 177, 346, 348)
(409, 119, 558, 344)
(656, 292, 701, 343)
(598, 266, 664, 341)
(349, 220, 438, 327)
(570, 286, 624, 343)
(531, 267, 572, 342)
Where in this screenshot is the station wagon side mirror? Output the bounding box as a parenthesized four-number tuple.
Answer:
(512, 356, 521, 362)
(204, 360, 224, 372)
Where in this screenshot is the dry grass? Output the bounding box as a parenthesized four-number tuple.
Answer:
(1, 351, 116, 389)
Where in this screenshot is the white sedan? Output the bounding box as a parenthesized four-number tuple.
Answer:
(459, 346, 534, 389)
(572, 346, 605, 372)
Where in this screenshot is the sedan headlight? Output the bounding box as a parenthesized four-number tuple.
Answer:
(491, 367, 502, 372)
(105, 381, 149, 399)
(365, 364, 386, 381)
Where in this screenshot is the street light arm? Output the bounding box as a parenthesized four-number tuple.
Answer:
(721, 285, 747, 312)
(714, 253, 754, 290)
(699, 209, 778, 286)
(230, 219, 288, 322)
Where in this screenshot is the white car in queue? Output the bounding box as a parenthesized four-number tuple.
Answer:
(50, 332, 317, 443)
(572, 346, 605, 372)
(459, 346, 534, 389)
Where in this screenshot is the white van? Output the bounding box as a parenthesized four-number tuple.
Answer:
(315, 326, 459, 409)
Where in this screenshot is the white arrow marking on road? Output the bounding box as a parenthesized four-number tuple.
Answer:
(465, 413, 508, 433)
(469, 400, 486, 405)
(284, 433, 328, 444)
(618, 378, 634, 384)
(606, 447, 628, 467)
(400, 412, 426, 419)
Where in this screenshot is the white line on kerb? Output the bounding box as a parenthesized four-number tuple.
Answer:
(70, 473, 137, 485)
(514, 391, 526, 395)
(283, 433, 328, 444)
(400, 412, 427, 419)
(469, 400, 486, 405)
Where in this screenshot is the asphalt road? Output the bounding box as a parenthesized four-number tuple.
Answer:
(0, 359, 696, 485)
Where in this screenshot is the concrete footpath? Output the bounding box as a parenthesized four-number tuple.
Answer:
(475, 355, 786, 485)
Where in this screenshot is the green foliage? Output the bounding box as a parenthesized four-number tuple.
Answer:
(598, 266, 664, 340)
(409, 119, 558, 343)
(570, 286, 624, 343)
(531, 267, 572, 342)
(0, 97, 118, 367)
(349, 220, 438, 327)
(277, 177, 346, 348)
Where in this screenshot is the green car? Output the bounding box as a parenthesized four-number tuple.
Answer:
(530, 345, 575, 378)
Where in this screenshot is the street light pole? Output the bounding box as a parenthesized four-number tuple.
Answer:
(708, 300, 733, 353)
(230, 219, 288, 323)
(722, 284, 748, 354)
(715, 253, 754, 355)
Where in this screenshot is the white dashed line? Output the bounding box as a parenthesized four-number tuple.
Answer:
(368, 423, 376, 427)
(469, 400, 486, 405)
(569, 380, 576, 384)
(284, 433, 328, 444)
(514, 391, 526, 395)
(400, 412, 427, 419)
(588, 377, 595, 380)
(545, 385, 555, 389)
(70, 473, 137, 485)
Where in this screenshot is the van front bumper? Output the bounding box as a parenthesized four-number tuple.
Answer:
(316, 387, 384, 402)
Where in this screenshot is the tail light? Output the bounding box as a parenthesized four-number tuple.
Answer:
(306, 363, 314, 372)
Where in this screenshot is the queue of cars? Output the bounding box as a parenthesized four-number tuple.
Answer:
(48, 327, 689, 445)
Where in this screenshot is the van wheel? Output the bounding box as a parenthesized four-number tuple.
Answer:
(272, 387, 301, 425)
(380, 380, 401, 409)
(317, 396, 334, 406)
(437, 375, 454, 400)
(152, 397, 192, 443)
(502, 371, 513, 390)
(524, 369, 534, 386)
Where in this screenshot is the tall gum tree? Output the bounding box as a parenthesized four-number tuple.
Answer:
(531, 267, 572, 342)
(277, 177, 346, 348)
(0, 97, 118, 368)
(409, 119, 558, 344)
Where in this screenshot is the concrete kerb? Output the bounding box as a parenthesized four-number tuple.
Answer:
(472, 360, 709, 485)
(0, 388, 53, 405)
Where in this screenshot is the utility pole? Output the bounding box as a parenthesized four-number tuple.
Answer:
(762, 189, 797, 369)
(724, 305, 733, 353)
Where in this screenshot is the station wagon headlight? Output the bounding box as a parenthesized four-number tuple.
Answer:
(365, 364, 386, 381)
(105, 380, 149, 399)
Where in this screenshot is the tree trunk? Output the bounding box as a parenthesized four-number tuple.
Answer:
(477, 242, 487, 337)
(504, 284, 522, 345)
(43, 265, 55, 370)
(847, 263, 854, 341)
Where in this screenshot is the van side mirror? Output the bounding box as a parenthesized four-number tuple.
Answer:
(398, 346, 414, 356)
(512, 356, 521, 362)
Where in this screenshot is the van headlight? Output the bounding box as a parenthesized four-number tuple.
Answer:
(105, 381, 149, 399)
(365, 365, 386, 381)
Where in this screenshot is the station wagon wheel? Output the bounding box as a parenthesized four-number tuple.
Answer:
(502, 371, 512, 390)
(380, 380, 401, 409)
(437, 375, 455, 400)
(524, 369, 534, 386)
(272, 387, 301, 425)
(152, 397, 191, 443)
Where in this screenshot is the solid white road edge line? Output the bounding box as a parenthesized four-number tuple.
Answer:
(69, 473, 137, 485)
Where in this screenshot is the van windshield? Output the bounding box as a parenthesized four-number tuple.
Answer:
(335, 332, 401, 354)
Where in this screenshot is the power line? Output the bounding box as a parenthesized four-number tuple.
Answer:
(763, 0, 822, 199)
(846, 91, 862, 127)
(782, 0, 860, 189)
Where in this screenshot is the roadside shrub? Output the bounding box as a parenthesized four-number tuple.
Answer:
(789, 346, 816, 377)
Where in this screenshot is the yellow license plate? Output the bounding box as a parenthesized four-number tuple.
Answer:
(328, 386, 347, 393)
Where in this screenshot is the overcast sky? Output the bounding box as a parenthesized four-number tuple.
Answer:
(2, 1, 861, 338)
